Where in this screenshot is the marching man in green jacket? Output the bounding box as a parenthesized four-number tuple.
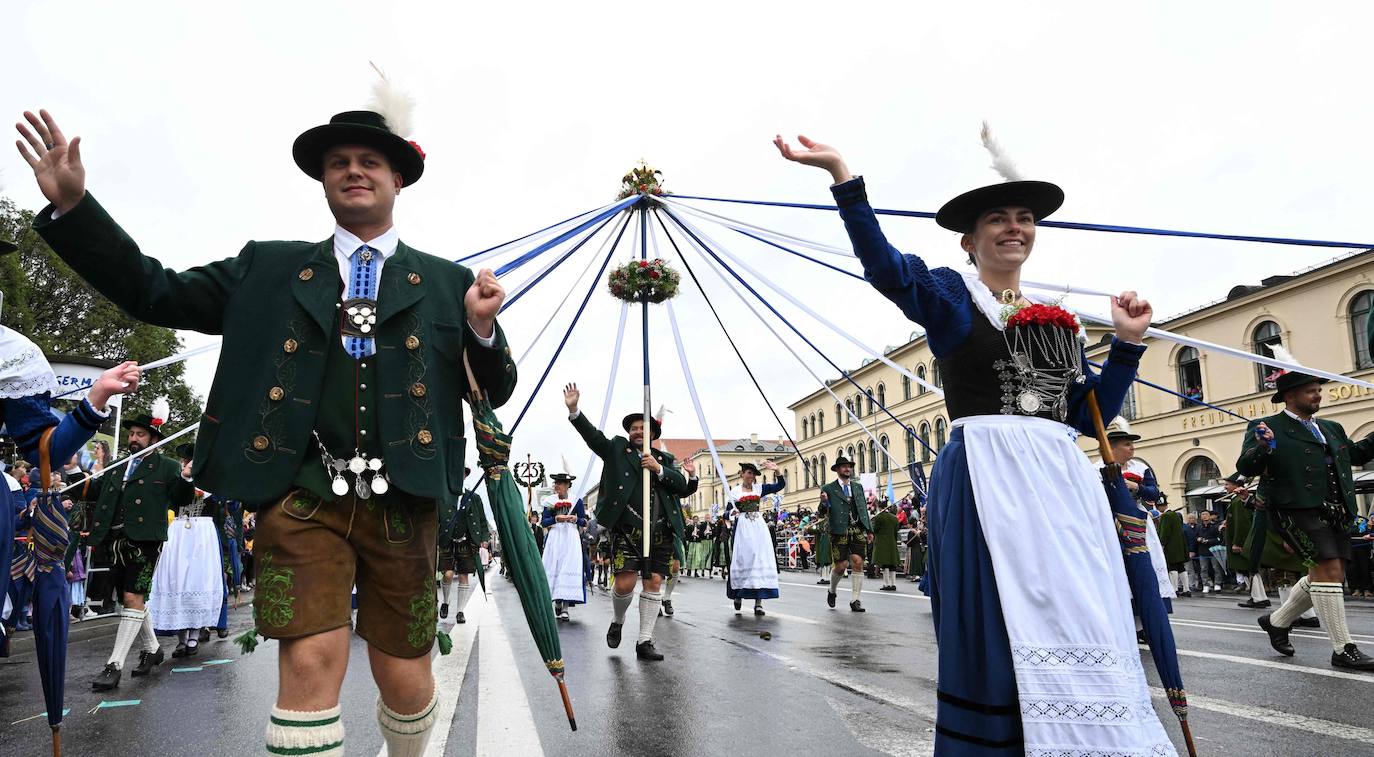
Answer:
(564, 383, 696, 661)
(1240, 370, 1374, 671)
(83, 411, 194, 690)
(819, 456, 873, 612)
(18, 88, 516, 754)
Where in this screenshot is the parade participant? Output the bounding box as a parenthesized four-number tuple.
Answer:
(777, 132, 1172, 752)
(83, 406, 194, 688)
(436, 467, 470, 620)
(660, 474, 700, 618)
(540, 472, 588, 621)
(725, 461, 785, 616)
(872, 501, 900, 591)
(687, 516, 710, 577)
(19, 90, 516, 754)
(808, 500, 833, 586)
(1105, 425, 1174, 606)
(1223, 474, 1268, 609)
(818, 457, 872, 612)
(1155, 504, 1191, 597)
(563, 383, 696, 661)
(149, 438, 227, 657)
(1240, 370, 1374, 670)
(710, 513, 732, 580)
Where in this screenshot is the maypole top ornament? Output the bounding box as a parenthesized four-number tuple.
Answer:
(617, 160, 668, 202)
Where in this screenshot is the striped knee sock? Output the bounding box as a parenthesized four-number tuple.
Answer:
(1270, 576, 1313, 628)
(377, 690, 439, 757)
(266, 705, 344, 757)
(612, 589, 633, 624)
(1309, 582, 1354, 652)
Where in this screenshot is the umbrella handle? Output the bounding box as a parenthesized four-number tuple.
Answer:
(1180, 718, 1198, 757)
(1085, 390, 1116, 465)
(463, 353, 485, 403)
(52, 726, 61, 757)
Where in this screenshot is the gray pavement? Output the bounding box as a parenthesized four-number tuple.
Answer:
(3, 571, 1374, 756)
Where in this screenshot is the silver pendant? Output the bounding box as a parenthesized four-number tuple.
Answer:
(331, 475, 349, 497)
(331, 459, 348, 473)
(359, 323, 371, 334)
(360, 248, 374, 262)
(371, 474, 390, 495)
(368, 457, 384, 471)
(1017, 391, 1042, 414)
(348, 456, 367, 474)
(355, 474, 372, 500)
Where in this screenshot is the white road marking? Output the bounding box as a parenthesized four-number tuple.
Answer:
(1169, 616, 1374, 644)
(1152, 688, 1374, 744)
(475, 591, 544, 757)
(1168, 647, 1374, 684)
(416, 587, 487, 757)
(778, 579, 930, 601)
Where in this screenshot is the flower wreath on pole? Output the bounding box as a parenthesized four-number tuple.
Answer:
(617, 160, 669, 201)
(608, 258, 680, 303)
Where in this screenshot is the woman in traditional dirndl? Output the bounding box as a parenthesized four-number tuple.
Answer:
(776, 133, 1175, 756)
(540, 473, 588, 621)
(726, 461, 785, 616)
(149, 498, 226, 658)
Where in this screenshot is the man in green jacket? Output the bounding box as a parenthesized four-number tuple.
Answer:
(871, 502, 900, 592)
(18, 99, 516, 754)
(563, 383, 696, 661)
(84, 412, 194, 689)
(820, 456, 873, 612)
(1154, 505, 1190, 597)
(1239, 371, 1374, 671)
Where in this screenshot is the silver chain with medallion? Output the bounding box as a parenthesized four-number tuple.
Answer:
(312, 430, 390, 500)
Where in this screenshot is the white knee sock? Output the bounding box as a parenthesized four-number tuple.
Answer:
(1309, 582, 1354, 652)
(107, 608, 145, 668)
(851, 570, 864, 600)
(1271, 576, 1313, 627)
(377, 690, 439, 757)
(662, 573, 675, 600)
(612, 589, 634, 624)
(456, 582, 472, 613)
(1169, 570, 1181, 592)
(637, 591, 662, 643)
(829, 566, 843, 594)
(1251, 572, 1267, 602)
(139, 613, 159, 653)
(266, 705, 344, 757)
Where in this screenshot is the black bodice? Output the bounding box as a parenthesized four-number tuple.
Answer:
(939, 313, 1074, 423)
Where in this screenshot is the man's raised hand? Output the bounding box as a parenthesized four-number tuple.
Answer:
(563, 383, 580, 414)
(16, 110, 85, 214)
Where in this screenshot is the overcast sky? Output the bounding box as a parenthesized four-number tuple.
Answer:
(7, 1, 1374, 485)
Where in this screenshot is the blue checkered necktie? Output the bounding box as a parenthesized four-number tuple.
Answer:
(1301, 418, 1326, 446)
(346, 245, 379, 359)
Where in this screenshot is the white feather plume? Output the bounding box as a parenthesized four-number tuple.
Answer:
(980, 121, 1024, 182)
(368, 62, 415, 138)
(560, 455, 573, 476)
(654, 404, 671, 422)
(1268, 343, 1296, 366)
(1113, 416, 1131, 435)
(150, 396, 170, 425)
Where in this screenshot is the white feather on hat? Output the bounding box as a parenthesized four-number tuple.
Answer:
(980, 121, 1025, 182)
(1113, 416, 1132, 435)
(1268, 343, 1296, 368)
(150, 396, 170, 429)
(560, 455, 573, 477)
(368, 62, 415, 139)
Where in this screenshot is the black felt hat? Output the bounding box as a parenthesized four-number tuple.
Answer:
(121, 414, 166, 440)
(551, 472, 576, 484)
(0, 240, 17, 255)
(738, 462, 760, 476)
(176, 443, 195, 461)
(621, 413, 662, 441)
(1223, 472, 1247, 485)
(830, 456, 854, 472)
(1270, 371, 1327, 404)
(935, 181, 1065, 234)
(293, 110, 425, 187)
(1106, 429, 1141, 443)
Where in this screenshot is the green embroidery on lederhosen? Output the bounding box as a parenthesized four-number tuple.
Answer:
(134, 553, 155, 596)
(407, 582, 438, 648)
(1272, 509, 1320, 570)
(255, 552, 297, 628)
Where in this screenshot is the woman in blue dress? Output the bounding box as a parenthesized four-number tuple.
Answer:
(775, 135, 1175, 755)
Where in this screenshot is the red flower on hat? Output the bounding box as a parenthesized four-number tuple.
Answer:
(409, 140, 426, 160)
(151, 418, 165, 427)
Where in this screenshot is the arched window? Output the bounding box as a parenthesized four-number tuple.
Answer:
(1183, 455, 1222, 513)
(866, 388, 875, 415)
(1176, 347, 1203, 409)
(811, 456, 819, 487)
(1252, 321, 1283, 393)
(835, 402, 842, 425)
(920, 422, 932, 463)
(905, 431, 916, 465)
(857, 443, 866, 473)
(845, 398, 854, 420)
(932, 359, 943, 389)
(801, 417, 809, 439)
(902, 374, 911, 400)
(878, 435, 889, 473)
(820, 454, 828, 480)
(1120, 384, 1139, 421)
(935, 418, 948, 451)
(877, 383, 887, 409)
(817, 410, 825, 433)
(847, 445, 856, 469)
(1352, 291, 1374, 369)
(917, 365, 929, 395)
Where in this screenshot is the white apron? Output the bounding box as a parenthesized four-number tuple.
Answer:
(727, 486, 780, 593)
(148, 516, 224, 631)
(541, 500, 585, 604)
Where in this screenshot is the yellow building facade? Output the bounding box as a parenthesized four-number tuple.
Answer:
(785, 250, 1374, 516)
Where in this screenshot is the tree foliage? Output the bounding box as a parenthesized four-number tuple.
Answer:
(0, 197, 203, 432)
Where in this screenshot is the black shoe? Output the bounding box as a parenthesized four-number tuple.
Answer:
(607, 621, 624, 649)
(827, 592, 836, 609)
(635, 640, 664, 661)
(1238, 599, 1272, 608)
(1331, 643, 1374, 671)
(71, 606, 82, 620)
(1178, 591, 1193, 597)
(558, 610, 570, 622)
(754, 606, 765, 616)
(1259, 614, 1295, 656)
(440, 603, 449, 619)
(131, 648, 164, 677)
(172, 643, 188, 659)
(850, 600, 866, 613)
(816, 578, 829, 585)
(1295, 616, 1321, 629)
(455, 612, 466, 625)
(662, 600, 674, 617)
(91, 662, 121, 691)
(733, 598, 742, 612)
(1136, 630, 1147, 645)
(198, 628, 211, 644)
(217, 628, 228, 639)
(184, 643, 199, 657)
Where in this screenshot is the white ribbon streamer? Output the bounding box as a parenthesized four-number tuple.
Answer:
(575, 301, 630, 501)
(665, 299, 732, 507)
(138, 342, 221, 371)
(60, 421, 201, 493)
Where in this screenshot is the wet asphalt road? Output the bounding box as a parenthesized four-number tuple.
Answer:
(3, 571, 1374, 756)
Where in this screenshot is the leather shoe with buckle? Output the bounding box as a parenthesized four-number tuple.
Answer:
(131, 648, 164, 677)
(1331, 643, 1374, 671)
(91, 662, 122, 691)
(635, 640, 664, 661)
(1258, 614, 1295, 656)
(606, 621, 623, 649)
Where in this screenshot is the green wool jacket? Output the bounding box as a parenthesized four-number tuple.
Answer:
(1236, 412, 1374, 518)
(820, 479, 873, 535)
(1223, 493, 1306, 573)
(34, 194, 517, 507)
(86, 452, 195, 544)
(1155, 509, 1188, 566)
(569, 412, 692, 545)
(871, 509, 900, 566)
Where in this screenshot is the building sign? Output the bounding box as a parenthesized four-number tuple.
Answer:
(50, 360, 122, 405)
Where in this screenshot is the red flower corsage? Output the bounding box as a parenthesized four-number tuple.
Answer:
(409, 140, 426, 159)
(738, 495, 761, 504)
(1005, 303, 1080, 332)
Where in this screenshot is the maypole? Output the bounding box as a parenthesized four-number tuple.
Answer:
(639, 199, 652, 565)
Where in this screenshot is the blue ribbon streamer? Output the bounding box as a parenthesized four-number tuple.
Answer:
(670, 194, 1374, 249)
(456, 202, 612, 264)
(501, 209, 628, 313)
(494, 195, 641, 278)
(1088, 360, 1247, 421)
